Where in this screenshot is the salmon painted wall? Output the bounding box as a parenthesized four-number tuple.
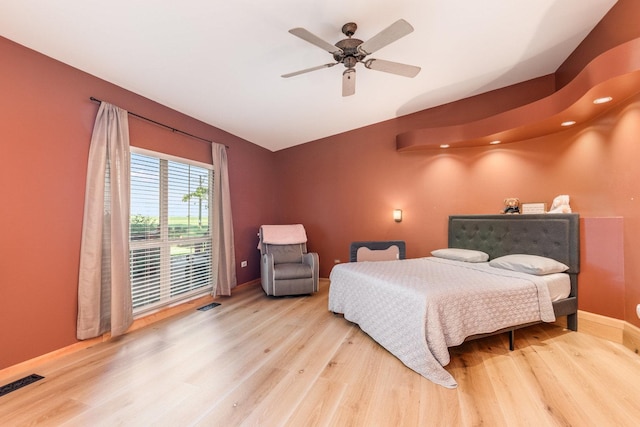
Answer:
(0, 36, 277, 370)
(275, 90, 640, 327)
(554, 0, 640, 334)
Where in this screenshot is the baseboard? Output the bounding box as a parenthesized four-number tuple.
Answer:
(0, 293, 215, 382)
(576, 310, 640, 355)
(241, 278, 262, 287)
(0, 279, 261, 382)
(577, 310, 625, 343)
(0, 334, 105, 383)
(623, 321, 640, 355)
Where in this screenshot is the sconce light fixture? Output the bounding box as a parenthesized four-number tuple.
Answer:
(393, 209, 403, 222)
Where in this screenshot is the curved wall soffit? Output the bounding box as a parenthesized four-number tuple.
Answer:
(397, 37, 640, 152)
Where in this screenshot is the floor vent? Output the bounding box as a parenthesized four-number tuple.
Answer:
(0, 374, 44, 397)
(198, 302, 221, 311)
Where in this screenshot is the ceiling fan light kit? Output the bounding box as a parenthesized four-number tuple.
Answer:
(282, 19, 421, 96)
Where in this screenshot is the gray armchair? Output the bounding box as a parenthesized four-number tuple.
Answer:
(259, 225, 319, 296)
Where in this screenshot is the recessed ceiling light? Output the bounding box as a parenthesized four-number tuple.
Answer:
(561, 120, 576, 127)
(489, 140, 501, 145)
(440, 144, 450, 148)
(593, 96, 613, 104)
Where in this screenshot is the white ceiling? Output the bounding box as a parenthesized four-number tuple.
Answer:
(1, 0, 617, 151)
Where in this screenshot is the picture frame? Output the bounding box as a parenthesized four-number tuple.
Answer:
(521, 202, 547, 214)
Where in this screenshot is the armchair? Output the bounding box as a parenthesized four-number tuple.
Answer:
(259, 224, 319, 296)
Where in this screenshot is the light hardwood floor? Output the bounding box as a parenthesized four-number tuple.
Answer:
(1, 280, 640, 426)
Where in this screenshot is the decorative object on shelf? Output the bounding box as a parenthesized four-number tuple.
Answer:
(393, 209, 403, 222)
(548, 195, 572, 213)
(502, 197, 521, 214)
(521, 203, 547, 214)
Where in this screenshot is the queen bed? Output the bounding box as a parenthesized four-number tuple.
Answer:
(328, 214, 579, 388)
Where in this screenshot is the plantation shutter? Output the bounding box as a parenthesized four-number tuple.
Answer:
(129, 148, 213, 314)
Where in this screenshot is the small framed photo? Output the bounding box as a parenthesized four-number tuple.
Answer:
(521, 203, 547, 214)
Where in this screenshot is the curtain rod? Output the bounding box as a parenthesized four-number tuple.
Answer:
(89, 97, 228, 148)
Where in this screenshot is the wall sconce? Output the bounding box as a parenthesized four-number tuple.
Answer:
(393, 209, 403, 222)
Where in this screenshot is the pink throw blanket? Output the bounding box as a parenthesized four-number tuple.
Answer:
(259, 224, 307, 249)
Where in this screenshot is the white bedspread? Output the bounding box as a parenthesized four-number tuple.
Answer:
(328, 257, 556, 388)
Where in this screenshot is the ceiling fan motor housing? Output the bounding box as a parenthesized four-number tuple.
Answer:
(334, 38, 365, 68)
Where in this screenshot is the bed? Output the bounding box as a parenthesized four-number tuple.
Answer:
(328, 214, 579, 388)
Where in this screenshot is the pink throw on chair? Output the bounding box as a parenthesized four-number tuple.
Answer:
(259, 224, 307, 249)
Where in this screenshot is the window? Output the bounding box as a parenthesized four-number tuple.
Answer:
(129, 148, 214, 315)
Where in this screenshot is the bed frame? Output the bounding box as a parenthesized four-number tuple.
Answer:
(448, 214, 580, 349)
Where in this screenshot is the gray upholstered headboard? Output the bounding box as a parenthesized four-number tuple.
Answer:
(448, 214, 579, 274)
(448, 213, 580, 330)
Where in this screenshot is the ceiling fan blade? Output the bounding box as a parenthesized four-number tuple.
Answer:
(281, 63, 337, 78)
(364, 58, 421, 78)
(288, 27, 343, 55)
(357, 19, 414, 55)
(342, 69, 356, 97)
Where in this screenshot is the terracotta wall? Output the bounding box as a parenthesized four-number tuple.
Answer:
(275, 90, 640, 327)
(0, 36, 277, 370)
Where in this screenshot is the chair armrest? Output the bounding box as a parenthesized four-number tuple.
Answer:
(302, 252, 320, 292)
(261, 253, 275, 295)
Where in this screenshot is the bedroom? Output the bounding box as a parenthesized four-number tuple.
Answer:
(1, 0, 640, 422)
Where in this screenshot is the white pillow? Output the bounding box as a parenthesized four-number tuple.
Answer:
(431, 248, 489, 263)
(489, 254, 569, 275)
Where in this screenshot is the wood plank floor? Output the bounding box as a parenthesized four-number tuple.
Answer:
(1, 280, 640, 426)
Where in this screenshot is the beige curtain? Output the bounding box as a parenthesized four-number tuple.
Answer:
(77, 102, 133, 340)
(211, 143, 237, 295)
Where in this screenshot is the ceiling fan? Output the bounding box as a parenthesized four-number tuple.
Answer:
(282, 19, 421, 97)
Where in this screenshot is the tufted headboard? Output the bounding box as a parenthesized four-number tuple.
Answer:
(448, 214, 579, 273)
